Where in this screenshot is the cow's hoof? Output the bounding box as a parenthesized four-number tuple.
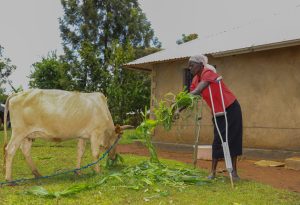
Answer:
(74, 170, 82, 176)
(93, 165, 101, 173)
(32, 170, 42, 178)
(7, 181, 18, 186)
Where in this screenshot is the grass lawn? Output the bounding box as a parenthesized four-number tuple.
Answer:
(0, 130, 299, 205)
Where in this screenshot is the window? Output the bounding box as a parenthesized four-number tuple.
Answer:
(183, 68, 192, 91)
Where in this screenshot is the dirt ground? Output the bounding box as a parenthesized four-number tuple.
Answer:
(117, 143, 300, 193)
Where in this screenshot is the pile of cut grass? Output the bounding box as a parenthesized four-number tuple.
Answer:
(25, 160, 211, 199)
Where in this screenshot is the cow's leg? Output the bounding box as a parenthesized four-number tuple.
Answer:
(20, 138, 41, 178)
(90, 134, 102, 173)
(75, 138, 86, 175)
(5, 137, 23, 181)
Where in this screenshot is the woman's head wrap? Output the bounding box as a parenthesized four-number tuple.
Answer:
(189, 54, 217, 73)
(189, 54, 208, 65)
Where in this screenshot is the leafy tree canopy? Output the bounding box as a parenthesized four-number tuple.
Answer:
(29, 52, 71, 90)
(59, 0, 160, 94)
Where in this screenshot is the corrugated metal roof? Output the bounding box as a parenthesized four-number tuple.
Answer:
(125, 5, 300, 70)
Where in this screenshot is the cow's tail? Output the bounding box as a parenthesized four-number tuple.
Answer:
(3, 93, 16, 174)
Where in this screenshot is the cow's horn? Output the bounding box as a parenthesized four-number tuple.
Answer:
(120, 125, 135, 130)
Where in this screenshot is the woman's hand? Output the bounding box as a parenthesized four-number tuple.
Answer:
(190, 81, 209, 96)
(172, 109, 180, 121)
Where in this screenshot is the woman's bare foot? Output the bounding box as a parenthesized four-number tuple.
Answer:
(232, 172, 240, 181)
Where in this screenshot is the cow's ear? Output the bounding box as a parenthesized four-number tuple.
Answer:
(120, 125, 135, 130)
(115, 124, 122, 134)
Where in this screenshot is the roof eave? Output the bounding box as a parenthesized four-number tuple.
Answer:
(123, 56, 189, 71)
(123, 64, 152, 72)
(211, 39, 300, 57)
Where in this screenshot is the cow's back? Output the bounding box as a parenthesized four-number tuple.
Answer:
(9, 89, 114, 138)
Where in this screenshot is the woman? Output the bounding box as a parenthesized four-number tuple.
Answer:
(187, 54, 243, 180)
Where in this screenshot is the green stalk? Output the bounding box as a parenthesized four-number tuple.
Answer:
(137, 107, 160, 163)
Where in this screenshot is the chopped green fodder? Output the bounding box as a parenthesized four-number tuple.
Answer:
(136, 90, 200, 162)
(154, 90, 200, 131)
(25, 161, 212, 199)
(105, 153, 124, 168)
(136, 107, 159, 163)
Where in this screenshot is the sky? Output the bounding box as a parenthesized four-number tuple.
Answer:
(1, 0, 300, 93)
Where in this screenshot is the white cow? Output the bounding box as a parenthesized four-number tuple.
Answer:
(3, 89, 130, 182)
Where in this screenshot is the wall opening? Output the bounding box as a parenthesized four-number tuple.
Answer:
(183, 68, 192, 91)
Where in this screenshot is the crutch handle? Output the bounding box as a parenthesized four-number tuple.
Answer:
(215, 112, 225, 117)
(216, 76, 222, 82)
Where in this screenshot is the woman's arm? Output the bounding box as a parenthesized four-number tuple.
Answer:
(190, 81, 209, 96)
(173, 81, 209, 120)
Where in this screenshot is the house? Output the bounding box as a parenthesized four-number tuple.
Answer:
(124, 7, 300, 159)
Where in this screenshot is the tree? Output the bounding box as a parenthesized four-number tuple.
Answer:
(0, 45, 16, 102)
(176, 33, 198, 45)
(59, 0, 159, 95)
(107, 42, 161, 125)
(7, 81, 23, 93)
(29, 52, 71, 90)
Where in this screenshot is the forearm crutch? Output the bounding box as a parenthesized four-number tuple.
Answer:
(208, 76, 234, 188)
(193, 98, 203, 168)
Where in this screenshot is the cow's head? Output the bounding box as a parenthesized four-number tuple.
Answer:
(107, 124, 134, 160)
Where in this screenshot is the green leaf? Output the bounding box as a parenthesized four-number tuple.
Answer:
(25, 186, 56, 198)
(58, 184, 91, 197)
